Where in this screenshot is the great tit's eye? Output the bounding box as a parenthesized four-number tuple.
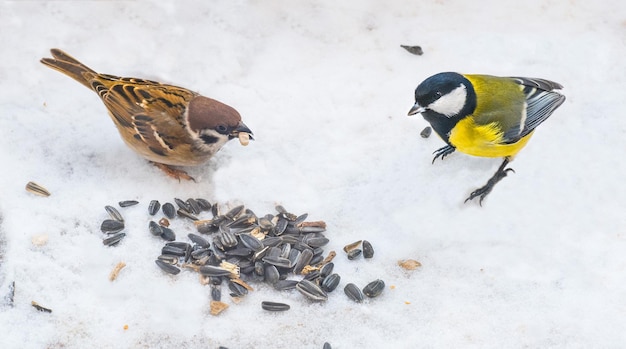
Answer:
(216, 125, 229, 134)
(435, 91, 443, 98)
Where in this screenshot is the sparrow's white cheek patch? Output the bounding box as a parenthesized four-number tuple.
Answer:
(238, 132, 250, 146)
(429, 84, 467, 117)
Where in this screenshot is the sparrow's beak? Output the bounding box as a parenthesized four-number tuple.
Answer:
(408, 103, 426, 116)
(231, 122, 254, 146)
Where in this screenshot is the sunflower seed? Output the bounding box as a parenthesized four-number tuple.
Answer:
(362, 240, 374, 258)
(199, 265, 232, 277)
(263, 256, 292, 269)
(155, 260, 180, 275)
(239, 233, 263, 252)
(211, 285, 221, 301)
(363, 279, 385, 298)
(305, 236, 329, 248)
(319, 262, 334, 278)
(162, 245, 186, 256)
(225, 205, 245, 220)
(25, 181, 50, 197)
(101, 219, 124, 234)
(148, 200, 161, 216)
(274, 279, 298, 291)
(299, 226, 326, 234)
(177, 208, 198, 221)
(420, 126, 432, 138)
(195, 198, 212, 211)
(344, 283, 364, 303)
(347, 249, 362, 260)
(293, 248, 313, 274)
(186, 198, 201, 215)
(105, 205, 124, 222)
(264, 265, 280, 284)
(188, 233, 210, 248)
(157, 254, 179, 265)
(162, 203, 176, 219)
(296, 279, 328, 302)
(228, 280, 248, 297)
(323, 343, 332, 349)
(274, 218, 288, 235)
(160, 226, 176, 241)
(102, 232, 125, 246)
(219, 230, 238, 248)
(149, 221, 162, 236)
(261, 301, 290, 312)
(321, 273, 341, 292)
(118, 200, 139, 207)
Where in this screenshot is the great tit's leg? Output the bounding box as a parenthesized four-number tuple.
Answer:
(432, 145, 456, 164)
(465, 157, 515, 206)
(152, 162, 196, 182)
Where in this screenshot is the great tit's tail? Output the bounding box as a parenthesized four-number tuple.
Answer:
(41, 49, 97, 90)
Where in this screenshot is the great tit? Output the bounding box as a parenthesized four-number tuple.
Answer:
(408, 72, 565, 204)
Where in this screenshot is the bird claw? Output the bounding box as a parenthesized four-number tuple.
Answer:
(464, 160, 514, 206)
(152, 162, 196, 182)
(432, 145, 456, 164)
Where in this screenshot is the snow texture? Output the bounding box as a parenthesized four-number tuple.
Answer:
(1, 0, 625, 348)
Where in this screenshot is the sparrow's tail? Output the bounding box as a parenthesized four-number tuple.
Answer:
(40, 49, 97, 90)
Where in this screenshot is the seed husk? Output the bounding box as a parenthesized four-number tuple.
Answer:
(101, 219, 124, 234)
(400, 44, 424, 55)
(228, 280, 249, 297)
(148, 200, 161, 216)
(118, 200, 139, 207)
(398, 259, 422, 270)
(109, 262, 126, 281)
(31, 301, 52, 313)
(209, 300, 229, 316)
(363, 279, 385, 298)
(344, 283, 364, 303)
(102, 232, 125, 246)
(261, 301, 290, 312)
(238, 132, 250, 146)
(343, 240, 362, 253)
(362, 240, 374, 259)
(25, 181, 51, 197)
(162, 203, 176, 219)
(105, 205, 124, 222)
(158, 218, 170, 227)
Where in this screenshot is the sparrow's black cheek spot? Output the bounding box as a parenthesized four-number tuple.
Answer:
(200, 134, 219, 144)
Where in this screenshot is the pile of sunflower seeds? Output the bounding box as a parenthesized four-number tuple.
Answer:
(99, 199, 385, 313)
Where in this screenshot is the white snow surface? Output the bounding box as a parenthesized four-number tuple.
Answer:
(1, 1, 625, 348)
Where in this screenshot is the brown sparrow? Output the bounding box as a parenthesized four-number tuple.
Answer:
(41, 48, 253, 180)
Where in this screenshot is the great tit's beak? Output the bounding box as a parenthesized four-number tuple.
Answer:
(408, 103, 426, 116)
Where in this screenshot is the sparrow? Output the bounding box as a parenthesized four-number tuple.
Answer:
(41, 48, 253, 180)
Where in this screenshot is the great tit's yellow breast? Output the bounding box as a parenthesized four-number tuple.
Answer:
(449, 113, 533, 158)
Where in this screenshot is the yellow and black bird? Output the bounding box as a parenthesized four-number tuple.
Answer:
(408, 72, 565, 204)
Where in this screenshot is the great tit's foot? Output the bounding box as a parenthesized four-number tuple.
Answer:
(465, 158, 514, 206)
(152, 162, 196, 182)
(432, 145, 456, 164)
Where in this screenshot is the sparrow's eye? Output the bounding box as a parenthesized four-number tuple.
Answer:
(216, 125, 229, 134)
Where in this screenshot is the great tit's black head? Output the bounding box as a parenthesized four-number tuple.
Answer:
(408, 72, 475, 118)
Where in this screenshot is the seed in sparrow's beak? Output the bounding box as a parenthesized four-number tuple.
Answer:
(238, 132, 250, 146)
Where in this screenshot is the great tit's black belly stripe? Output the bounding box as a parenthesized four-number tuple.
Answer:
(422, 110, 460, 144)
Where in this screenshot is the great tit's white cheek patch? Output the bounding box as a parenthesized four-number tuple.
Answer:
(429, 84, 467, 117)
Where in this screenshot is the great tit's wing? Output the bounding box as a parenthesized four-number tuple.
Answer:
(503, 77, 566, 142)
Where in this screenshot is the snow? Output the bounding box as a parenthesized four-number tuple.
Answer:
(1, 0, 625, 348)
